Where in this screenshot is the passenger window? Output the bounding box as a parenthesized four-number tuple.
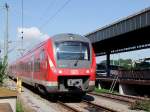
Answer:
(34, 59, 40, 72)
(40, 50, 45, 60)
(31, 55, 34, 72)
(28, 62, 32, 72)
(37, 59, 40, 72)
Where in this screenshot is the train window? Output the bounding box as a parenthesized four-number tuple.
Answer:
(34, 59, 40, 72)
(40, 50, 45, 60)
(25, 63, 26, 71)
(28, 62, 32, 72)
(26, 63, 28, 72)
(27, 62, 29, 72)
(21, 63, 23, 71)
(37, 59, 40, 71)
(24, 63, 26, 71)
(31, 55, 34, 72)
(22, 63, 24, 71)
(55, 41, 90, 60)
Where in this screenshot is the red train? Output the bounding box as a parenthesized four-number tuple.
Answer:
(9, 33, 96, 96)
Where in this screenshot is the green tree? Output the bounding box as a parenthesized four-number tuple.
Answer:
(100, 59, 133, 70)
(0, 56, 8, 86)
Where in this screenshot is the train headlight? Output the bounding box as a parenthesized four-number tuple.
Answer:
(58, 70, 62, 74)
(91, 68, 96, 73)
(86, 70, 90, 74)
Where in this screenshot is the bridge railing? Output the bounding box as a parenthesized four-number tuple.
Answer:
(96, 69, 150, 80)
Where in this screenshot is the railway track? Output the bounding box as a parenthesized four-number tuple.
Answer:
(23, 85, 120, 112)
(7, 79, 144, 112)
(57, 92, 147, 112)
(8, 79, 119, 112)
(82, 100, 118, 112)
(58, 100, 118, 112)
(57, 101, 80, 112)
(89, 92, 149, 104)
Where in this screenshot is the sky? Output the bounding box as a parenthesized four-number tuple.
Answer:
(0, 0, 150, 63)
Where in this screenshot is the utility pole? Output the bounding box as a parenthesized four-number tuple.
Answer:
(20, 0, 24, 56)
(4, 3, 9, 59)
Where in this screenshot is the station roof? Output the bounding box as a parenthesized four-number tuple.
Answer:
(85, 7, 150, 56)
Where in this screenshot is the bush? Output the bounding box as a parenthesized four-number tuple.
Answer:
(130, 100, 150, 111)
(0, 56, 8, 86)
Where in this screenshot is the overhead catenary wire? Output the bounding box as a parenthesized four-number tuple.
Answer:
(21, 0, 71, 53)
(18, 0, 71, 55)
(39, 0, 71, 29)
(39, 0, 57, 21)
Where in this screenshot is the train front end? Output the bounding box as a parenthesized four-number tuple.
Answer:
(47, 34, 96, 94)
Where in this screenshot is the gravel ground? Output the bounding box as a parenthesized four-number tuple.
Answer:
(4, 79, 71, 112)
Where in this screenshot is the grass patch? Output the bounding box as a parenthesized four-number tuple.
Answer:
(130, 100, 150, 111)
(95, 88, 109, 93)
(94, 87, 118, 94)
(16, 100, 24, 112)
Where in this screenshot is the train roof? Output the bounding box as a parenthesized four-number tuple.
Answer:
(23, 33, 89, 57)
(51, 33, 90, 42)
(10, 39, 49, 65)
(11, 33, 89, 64)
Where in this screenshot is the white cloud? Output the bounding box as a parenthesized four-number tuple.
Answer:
(17, 26, 49, 51)
(40, 34, 49, 40)
(17, 27, 47, 41)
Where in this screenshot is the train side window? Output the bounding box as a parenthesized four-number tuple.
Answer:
(40, 50, 45, 60)
(34, 59, 40, 72)
(31, 55, 34, 72)
(23, 63, 25, 72)
(25, 63, 26, 71)
(28, 62, 31, 72)
(37, 59, 40, 72)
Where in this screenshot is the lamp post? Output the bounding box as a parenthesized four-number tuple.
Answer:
(4, 3, 9, 60)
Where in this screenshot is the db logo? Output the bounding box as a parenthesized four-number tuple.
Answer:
(71, 69, 79, 74)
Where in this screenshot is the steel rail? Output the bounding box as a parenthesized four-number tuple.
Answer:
(82, 100, 119, 112)
(89, 92, 149, 104)
(57, 101, 82, 112)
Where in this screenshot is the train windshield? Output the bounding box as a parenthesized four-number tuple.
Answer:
(55, 41, 90, 60)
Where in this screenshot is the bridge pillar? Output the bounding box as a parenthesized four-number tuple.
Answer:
(98, 83, 102, 89)
(119, 84, 136, 95)
(106, 51, 110, 77)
